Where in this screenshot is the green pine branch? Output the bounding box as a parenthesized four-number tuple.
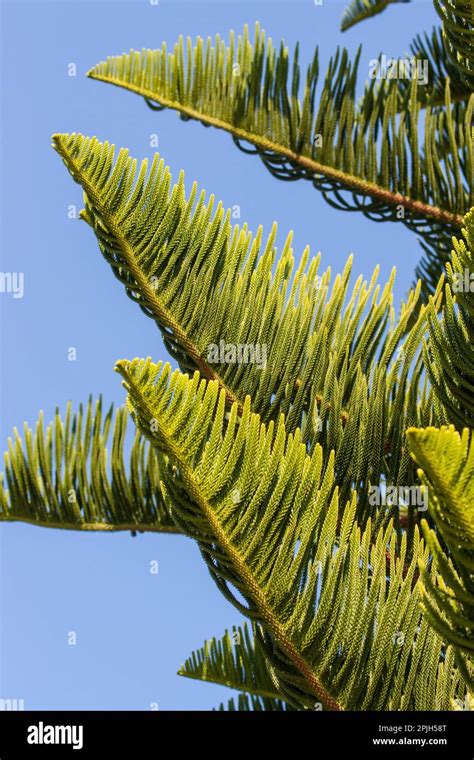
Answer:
(114, 358, 469, 710)
(434, 0, 474, 88)
(424, 207, 474, 429)
(407, 425, 474, 689)
(341, 0, 410, 33)
(0, 398, 179, 534)
(217, 693, 291, 710)
(358, 29, 473, 118)
(52, 132, 443, 528)
(405, 27, 472, 107)
(178, 622, 295, 705)
(86, 24, 471, 250)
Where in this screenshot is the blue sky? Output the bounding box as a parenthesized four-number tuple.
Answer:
(0, 0, 440, 709)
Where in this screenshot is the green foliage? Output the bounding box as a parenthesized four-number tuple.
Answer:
(407, 425, 474, 688)
(358, 28, 473, 126)
(178, 622, 294, 705)
(0, 398, 177, 534)
(403, 27, 473, 107)
(87, 22, 472, 283)
(52, 132, 442, 530)
(1, 8, 472, 712)
(434, 0, 474, 88)
(414, 133, 472, 293)
(424, 207, 474, 429)
(341, 0, 409, 33)
(114, 358, 468, 710)
(218, 693, 290, 710)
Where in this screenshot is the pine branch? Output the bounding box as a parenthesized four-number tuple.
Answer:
(359, 28, 473, 120)
(341, 0, 410, 33)
(115, 358, 469, 710)
(86, 24, 471, 247)
(406, 27, 472, 107)
(217, 693, 291, 710)
(178, 622, 296, 705)
(0, 398, 179, 534)
(413, 97, 472, 293)
(52, 132, 440, 527)
(434, 0, 474, 88)
(424, 207, 474, 429)
(407, 425, 474, 689)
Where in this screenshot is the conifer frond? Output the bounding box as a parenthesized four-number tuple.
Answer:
(359, 28, 473, 120)
(178, 622, 294, 705)
(217, 693, 290, 711)
(424, 207, 474, 429)
(407, 425, 474, 688)
(434, 0, 474, 88)
(341, 0, 409, 33)
(87, 24, 471, 252)
(52, 132, 439, 526)
(0, 398, 178, 534)
(406, 27, 472, 106)
(413, 101, 472, 292)
(115, 359, 468, 710)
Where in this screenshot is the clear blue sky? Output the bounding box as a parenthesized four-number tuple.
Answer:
(0, 0, 439, 709)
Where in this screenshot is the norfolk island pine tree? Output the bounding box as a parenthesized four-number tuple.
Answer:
(0, 0, 473, 710)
